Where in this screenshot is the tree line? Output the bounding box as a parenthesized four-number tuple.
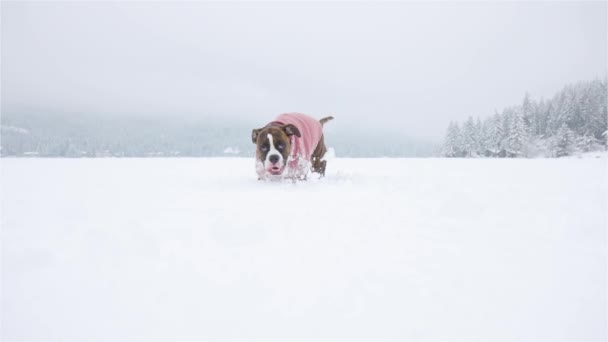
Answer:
(442, 79, 607, 158)
(0, 113, 438, 158)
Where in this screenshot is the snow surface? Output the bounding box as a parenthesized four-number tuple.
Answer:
(1, 157, 606, 340)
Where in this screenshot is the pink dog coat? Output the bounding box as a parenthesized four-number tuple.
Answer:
(271, 113, 323, 176)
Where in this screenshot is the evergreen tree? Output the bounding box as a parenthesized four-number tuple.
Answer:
(500, 108, 514, 155)
(582, 79, 608, 141)
(554, 122, 574, 157)
(488, 112, 504, 157)
(574, 134, 601, 153)
(548, 90, 565, 135)
(507, 108, 529, 157)
(461, 116, 477, 157)
(480, 117, 493, 157)
(474, 117, 484, 156)
(442, 121, 461, 157)
(537, 98, 550, 137)
(522, 92, 537, 137)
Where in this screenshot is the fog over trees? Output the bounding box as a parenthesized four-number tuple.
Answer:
(0, 114, 438, 158)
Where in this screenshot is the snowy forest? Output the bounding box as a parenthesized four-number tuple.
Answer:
(442, 79, 607, 158)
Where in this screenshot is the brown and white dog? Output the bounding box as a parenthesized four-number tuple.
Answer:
(252, 113, 334, 180)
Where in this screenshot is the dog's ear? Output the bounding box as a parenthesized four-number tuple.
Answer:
(251, 128, 262, 144)
(283, 124, 301, 138)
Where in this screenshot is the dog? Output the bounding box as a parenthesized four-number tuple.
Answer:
(252, 113, 334, 180)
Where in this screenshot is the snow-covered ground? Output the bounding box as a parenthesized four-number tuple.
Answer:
(1, 157, 606, 340)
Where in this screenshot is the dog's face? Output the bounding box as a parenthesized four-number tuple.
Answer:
(252, 124, 301, 176)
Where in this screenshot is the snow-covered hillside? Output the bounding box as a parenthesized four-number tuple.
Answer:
(2, 157, 606, 340)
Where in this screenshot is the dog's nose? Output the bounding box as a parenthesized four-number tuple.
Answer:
(269, 154, 280, 164)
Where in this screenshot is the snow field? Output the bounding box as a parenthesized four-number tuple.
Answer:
(1, 157, 606, 340)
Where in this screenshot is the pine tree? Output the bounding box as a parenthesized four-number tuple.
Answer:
(488, 112, 504, 157)
(480, 117, 493, 157)
(442, 121, 461, 157)
(500, 108, 515, 156)
(551, 86, 578, 135)
(461, 116, 476, 157)
(548, 91, 565, 135)
(474, 117, 484, 156)
(522, 92, 537, 137)
(536, 98, 549, 137)
(583, 79, 608, 142)
(554, 122, 574, 157)
(507, 108, 529, 157)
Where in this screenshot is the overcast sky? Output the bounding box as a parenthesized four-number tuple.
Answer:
(2, 1, 606, 140)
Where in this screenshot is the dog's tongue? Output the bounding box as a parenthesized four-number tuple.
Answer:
(268, 166, 283, 175)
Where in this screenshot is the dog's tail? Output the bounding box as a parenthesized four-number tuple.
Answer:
(319, 116, 334, 126)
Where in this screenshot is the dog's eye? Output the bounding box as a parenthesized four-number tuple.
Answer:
(277, 142, 285, 150)
(261, 145, 269, 152)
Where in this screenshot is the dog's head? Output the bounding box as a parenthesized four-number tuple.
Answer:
(252, 124, 301, 176)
